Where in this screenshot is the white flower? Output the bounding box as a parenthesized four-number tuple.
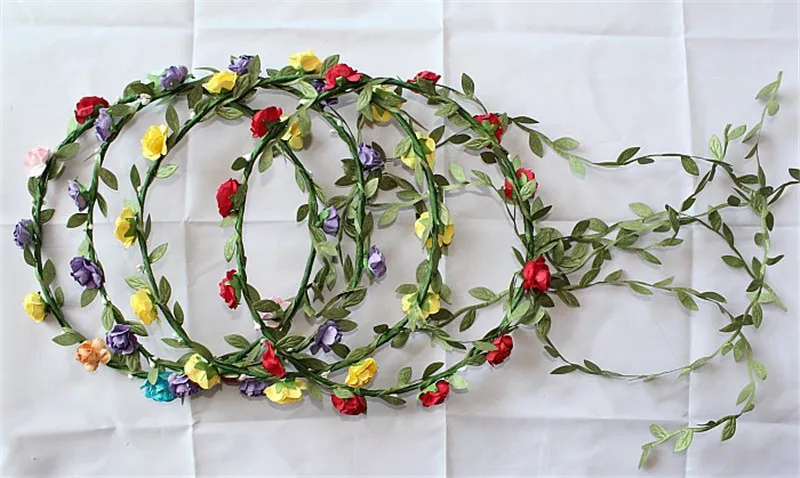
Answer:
(24, 147, 50, 177)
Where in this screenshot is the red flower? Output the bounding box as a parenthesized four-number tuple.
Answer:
(250, 106, 283, 138)
(218, 269, 238, 309)
(323, 63, 362, 91)
(216, 179, 240, 217)
(474, 113, 504, 142)
(261, 342, 286, 378)
(504, 168, 536, 200)
(409, 70, 441, 84)
(419, 380, 450, 407)
(486, 335, 513, 366)
(74, 96, 109, 124)
(331, 394, 367, 415)
(522, 257, 551, 293)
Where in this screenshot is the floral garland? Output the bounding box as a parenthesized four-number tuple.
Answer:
(16, 51, 799, 467)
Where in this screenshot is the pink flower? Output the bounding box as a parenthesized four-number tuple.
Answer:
(262, 296, 290, 324)
(24, 147, 50, 177)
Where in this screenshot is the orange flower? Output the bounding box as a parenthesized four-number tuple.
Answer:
(75, 338, 111, 372)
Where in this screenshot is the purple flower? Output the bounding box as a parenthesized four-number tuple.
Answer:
(160, 65, 189, 90)
(94, 108, 112, 142)
(168, 373, 201, 402)
(310, 320, 342, 355)
(228, 55, 254, 75)
(358, 143, 383, 171)
(69, 257, 104, 289)
(105, 324, 138, 355)
(321, 207, 339, 235)
(367, 245, 387, 279)
(311, 79, 338, 106)
(67, 180, 88, 211)
(240, 379, 270, 397)
(14, 219, 32, 248)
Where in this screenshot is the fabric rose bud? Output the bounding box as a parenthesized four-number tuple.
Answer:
(94, 108, 113, 142)
(105, 324, 138, 355)
(114, 207, 137, 248)
(367, 245, 387, 280)
(261, 342, 286, 378)
(141, 125, 168, 161)
(409, 70, 441, 84)
(323, 63, 362, 91)
(522, 257, 551, 293)
(204, 70, 238, 94)
(321, 207, 339, 235)
(331, 393, 367, 416)
(400, 133, 436, 170)
(281, 117, 305, 149)
(264, 379, 306, 404)
(414, 211, 455, 249)
(24, 147, 50, 178)
(420, 380, 450, 407)
(311, 79, 338, 106)
(250, 106, 283, 138)
(288, 50, 322, 73)
(262, 296, 290, 321)
(13, 219, 33, 248)
(486, 334, 514, 366)
(218, 269, 238, 309)
(216, 178, 240, 217)
(130, 289, 158, 325)
(401, 291, 441, 319)
(74, 96, 109, 124)
(240, 379, 270, 397)
(70, 257, 104, 290)
(168, 373, 201, 402)
(345, 358, 378, 388)
(67, 180, 88, 211)
(140, 371, 176, 402)
(75, 338, 111, 372)
(23, 292, 47, 322)
(474, 113, 504, 142)
(228, 54, 254, 75)
(504, 168, 536, 200)
(310, 320, 342, 355)
(184, 353, 221, 390)
(160, 65, 189, 90)
(357, 143, 383, 171)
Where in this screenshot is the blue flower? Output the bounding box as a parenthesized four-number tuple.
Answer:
(140, 371, 176, 402)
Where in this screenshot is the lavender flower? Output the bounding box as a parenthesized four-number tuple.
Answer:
(94, 108, 112, 142)
(240, 379, 270, 397)
(228, 55, 254, 75)
(367, 245, 387, 279)
(310, 320, 342, 355)
(322, 207, 339, 235)
(168, 373, 201, 402)
(358, 143, 383, 171)
(105, 324, 138, 355)
(160, 65, 189, 90)
(13, 219, 32, 248)
(67, 180, 88, 211)
(69, 257, 104, 289)
(311, 79, 338, 106)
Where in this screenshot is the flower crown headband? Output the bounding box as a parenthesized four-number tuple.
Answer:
(17, 51, 798, 468)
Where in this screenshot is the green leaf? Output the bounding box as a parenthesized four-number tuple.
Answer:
(472, 341, 497, 352)
(378, 205, 399, 227)
(158, 276, 171, 303)
(253, 299, 281, 312)
(162, 338, 188, 348)
(52, 329, 84, 346)
(709, 134, 723, 160)
(550, 365, 577, 375)
(750, 360, 767, 380)
(468, 287, 496, 301)
(99, 168, 118, 190)
(639, 445, 651, 469)
(422, 361, 444, 379)
(459, 308, 477, 332)
(448, 374, 469, 390)
(224, 334, 250, 349)
(379, 395, 407, 407)
(568, 156, 585, 177)
(461, 73, 475, 96)
(528, 132, 544, 158)
(54, 142, 80, 160)
(66, 213, 88, 228)
(258, 147, 274, 173)
(224, 233, 237, 262)
(41, 259, 56, 286)
(721, 418, 737, 441)
(727, 124, 746, 140)
(628, 282, 653, 295)
(673, 430, 694, 452)
(397, 366, 412, 384)
(124, 276, 149, 291)
(680, 156, 699, 176)
(156, 163, 178, 179)
(736, 383, 754, 405)
(448, 163, 466, 183)
(554, 137, 579, 151)
(721, 255, 745, 268)
(616, 146, 640, 164)
(173, 301, 185, 324)
(649, 424, 668, 439)
(364, 177, 379, 198)
(677, 291, 699, 311)
(321, 307, 349, 320)
(80, 288, 98, 307)
(101, 304, 115, 330)
(166, 104, 180, 132)
(149, 243, 168, 264)
(755, 80, 777, 100)
(638, 250, 661, 265)
(629, 202, 654, 218)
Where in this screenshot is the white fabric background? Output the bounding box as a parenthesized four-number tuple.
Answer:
(1, 1, 798, 476)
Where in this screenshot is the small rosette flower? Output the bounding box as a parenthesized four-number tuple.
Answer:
(486, 334, 513, 366)
(67, 180, 88, 211)
(240, 379, 270, 397)
(216, 179, 240, 217)
(366, 245, 387, 280)
(503, 168, 536, 200)
(130, 289, 158, 325)
(261, 342, 286, 378)
(168, 373, 201, 402)
(75, 338, 111, 372)
(522, 257, 551, 293)
(323, 63, 362, 90)
(141, 371, 176, 402)
(331, 393, 367, 416)
(409, 70, 441, 84)
(94, 108, 113, 142)
(419, 380, 450, 407)
(114, 207, 137, 248)
(288, 50, 322, 73)
(184, 353, 220, 390)
(321, 206, 339, 235)
(414, 212, 455, 249)
(105, 324, 138, 355)
(401, 291, 441, 319)
(23, 292, 47, 322)
(357, 143, 383, 171)
(344, 358, 378, 388)
(204, 70, 237, 93)
(69, 257, 104, 290)
(228, 55, 254, 75)
(400, 133, 436, 170)
(265, 379, 306, 404)
(250, 106, 282, 138)
(74, 96, 109, 124)
(14, 219, 33, 248)
(141, 125, 168, 160)
(160, 65, 189, 90)
(24, 147, 50, 178)
(218, 269, 239, 309)
(474, 112, 504, 142)
(310, 320, 342, 355)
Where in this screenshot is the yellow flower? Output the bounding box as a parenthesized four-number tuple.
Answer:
(288, 50, 322, 73)
(281, 118, 304, 149)
(141, 125, 168, 161)
(265, 378, 307, 404)
(114, 207, 136, 248)
(23, 292, 46, 322)
(345, 358, 378, 388)
(369, 86, 400, 123)
(204, 69, 237, 94)
(400, 133, 436, 169)
(414, 211, 455, 248)
(184, 353, 221, 390)
(130, 289, 158, 325)
(401, 291, 441, 319)
(75, 338, 111, 372)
